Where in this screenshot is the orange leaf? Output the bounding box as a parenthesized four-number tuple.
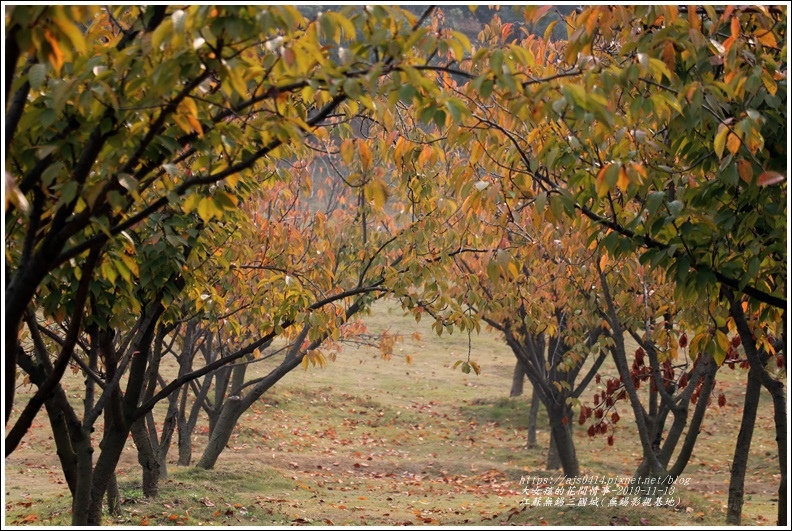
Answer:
(736, 159, 753, 183)
(687, 5, 700, 31)
(757, 171, 785, 187)
(283, 47, 296, 66)
(43, 29, 65, 75)
(661, 41, 675, 71)
(186, 114, 204, 136)
(726, 132, 741, 155)
(730, 16, 740, 40)
(358, 140, 372, 172)
(616, 166, 630, 192)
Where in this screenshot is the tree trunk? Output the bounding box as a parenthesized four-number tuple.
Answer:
(546, 404, 579, 476)
(727, 369, 762, 524)
(71, 427, 95, 526)
(157, 402, 179, 481)
(763, 375, 786, 526)
(546, 429, 561, 470)
(131, 418, 160, 498)
(510, 360, 525, 397)
(177, 387, 193, 466)
(85, 425, 130, 525)
(16, 349, 79, 494)
(727, 291, 787, 526)
(106, 472, 120, 516)
(195, 396, 245, 470)
(526, 390, 540, 449)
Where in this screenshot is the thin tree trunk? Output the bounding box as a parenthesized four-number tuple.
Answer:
(526, 389, 540, 449)
(727, 369, 762, 524)
(195, 396, 245, 469)
(763, 375, 786, 526)
(546, 429, 561, 470)
(510, 360, 525, 397)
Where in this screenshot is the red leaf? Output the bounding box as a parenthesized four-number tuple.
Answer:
(757, 171, 785, 187)
(640, 517, 651, 525)
(718, 394, 727, 407)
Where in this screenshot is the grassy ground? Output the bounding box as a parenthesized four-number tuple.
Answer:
(3, 300, 782, 526)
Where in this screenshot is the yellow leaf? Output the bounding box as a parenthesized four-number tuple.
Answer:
(52, 11, 87, 54)
(120, 254, 140, 277)
(760, 70, 777, 95)
(365, 178, 389, 209)
(182, 193, 201, 214)
(754, 29, 777, 48)
(713, 124, 728, 158)
(197, 196, 216, 222)
(393, 136, 407, 165)
(726, 132, 741, 155)
(595, 164, 611, 198)
(226, 66, 248, 97)
(340, 139, 354, 165)
(173, 114, 193, 135)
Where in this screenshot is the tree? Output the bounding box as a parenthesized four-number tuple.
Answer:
(5, 5, 477, 524)
(435, 5, 786, 523)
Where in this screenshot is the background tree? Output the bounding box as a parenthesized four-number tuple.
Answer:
(5, 4, 477, 524)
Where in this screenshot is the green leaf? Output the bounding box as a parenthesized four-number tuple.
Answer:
(28, 63, 47, 90)
(645, 191, 665, 216)
(60, 181, 79, 206)
(667, 200, 684, 217)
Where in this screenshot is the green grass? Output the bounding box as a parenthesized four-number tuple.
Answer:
(4, 299, 782, 526)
